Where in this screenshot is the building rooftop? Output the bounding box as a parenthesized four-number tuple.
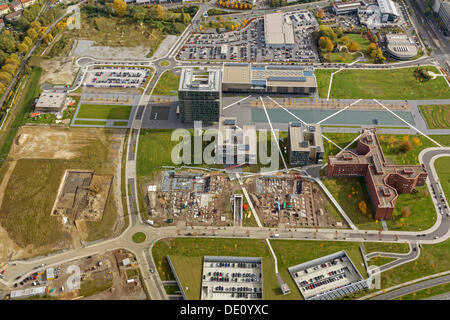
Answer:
(35, 91, 67, 111)
(328, 128, 427, 209)
(385, 33, 418, 59)
(289, 122, 323, 152)
(377, 0, 399, 16)
(264, 12, 295, 46)
(223, 63, 316, 88)
(179, 67, 221, 92)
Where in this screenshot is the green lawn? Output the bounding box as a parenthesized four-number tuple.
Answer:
(322, 132, 360, 164)
(419, 105, 449, 129)
(113, 121, 128, 126)
(160, 60, 171, 67)
(364, 242, 410, 254)
(395, 282, 450, 300)
(315, 67, 450, 99)
(26, 113, 57, 124)
(435, 157, 450, 201)
(380, 237, 450, 289)
(79, 278, 113, 297)
(73, 120, 107, 126)
(76, 104, 132, 120)
(368, 256, 397, 267)
(153, 71, 180, 96)
(132, 232, 146, 243)
(164, 284, 181, 295)
(153, 237, 367, 300)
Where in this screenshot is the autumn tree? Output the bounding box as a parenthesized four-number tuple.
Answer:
(319, 36, 334, 52)
(347, 41, 361, 52)
(17, 42, 28, 53)
(358, 201, 367, 214)
(401, 206, 411, 218)
(317, 8, 325, 19)
(400, 140, 413, 152)
(412, 137, 421, 146)
(113, 0, 127, 17)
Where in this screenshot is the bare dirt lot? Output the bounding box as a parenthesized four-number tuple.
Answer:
(38, 56, 79, 86)
(0, 126, 124, 261)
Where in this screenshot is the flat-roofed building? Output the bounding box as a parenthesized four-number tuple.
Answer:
(289, 250, 368, 300)
(264, 12, 295, 48)
(222, 63, 317, 95)
(384, 33, 418, 60)
(35, 91, 67, 113)
(288, 122, 324, 166)
(178, 67, 221, 123)
(332, 0, 367, 15)
(327, 128, 428, 221)
(216, 116, 257, 165)
(437, 1, 450, 34)
(377, 0, 399, 22)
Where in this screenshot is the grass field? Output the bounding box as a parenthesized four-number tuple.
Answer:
(315, 67, 450, 99)
(113, 121, 128, 126)
(395, 281, 450, 300)
(65, 12, 165, 54)
(164, 284, 181, 295)
(152, 71, 180, 96)
(76, 104, 132, 120)
(132, 232, 146, 243)
(367, 256, 397, 267)
(322, 132, 360, 164)
(380, 237, 450, 289)
(153, 237, 367, 300)
(435, 157, 450, 201)
(73, 120, 107, 126)
(0, 67, 42, 161)
(419, 105, 449, 129)
(79, 278, 113, 297)
(0, 129, 119, 248)
(364, 242, 410, 254)
(160, 60, 171, 67)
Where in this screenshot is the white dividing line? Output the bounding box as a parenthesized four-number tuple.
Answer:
(373, 99, 444, 148)
(317, 99, 361, 124)
(259, 96, 288, 170)
(265, 95, 343, 152)
(342, 133, 362, 151)
(266, 239, 278, 274)
(326, 61, 359, 101)
(266, 95, 306, 125)
(223, 95, 251, 110)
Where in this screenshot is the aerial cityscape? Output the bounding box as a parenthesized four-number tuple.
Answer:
(0, 0, 448, 307)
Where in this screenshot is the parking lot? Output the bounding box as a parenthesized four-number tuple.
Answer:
(177, 10, 319, 63)
(289, 251, 365, 300)
(83, 66, 150, 89)
(201, 256, 263, 300)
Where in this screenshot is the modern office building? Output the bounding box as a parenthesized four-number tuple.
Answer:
(222, 63, 317, 95)
(332, 0, 368, 15)
(327, 128, 428, 221)
(178, 67, 221, 123)
(288, 122, 324, 166)
(216, 116, 257, 165)
(436, 0, 450, 34)
(377, 0, 399, 22)
(264, 12, 295, 49)
(384, 33, 418, 60)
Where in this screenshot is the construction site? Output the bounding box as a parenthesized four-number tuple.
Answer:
(52, 169, 114, 223)
(145, 170, 241, 227)
(245, 174, 348, 229)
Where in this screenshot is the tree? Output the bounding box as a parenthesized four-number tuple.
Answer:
(23, 36, 33, 48)
(358, 201, 367, 214)
(347, 41, 361, 52)
(133, 6, 146, 24)
(156, 5, 166, 21)
(113, 0, 127, 17)
(319, 25, 337, 43)
(317, 9, 325, 19)
(412, 137, 421, 147)
(0, 71, 12, 84)
(401, 207, 411, 218)
(319, 36, 334, 52)
(30, 21, 41, 33)
(341, 35, 350, 46)
(400, 140, 412, 152)
(27, 28, 38, 40)
(17, 42, 28, 54)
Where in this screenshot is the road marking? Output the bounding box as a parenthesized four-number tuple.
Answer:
(317, 99, 361, 124)
(223, 95, 252, 110)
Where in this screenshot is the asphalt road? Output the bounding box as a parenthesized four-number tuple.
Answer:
(372, 274, 450, 300)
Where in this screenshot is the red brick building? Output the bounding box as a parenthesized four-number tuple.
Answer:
(327, 128, 428, 220)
